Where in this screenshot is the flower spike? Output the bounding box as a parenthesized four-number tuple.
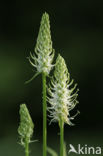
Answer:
(18, 104, 34, 147)
(47, 54, 79, 125)
(28, 12, 54, 77)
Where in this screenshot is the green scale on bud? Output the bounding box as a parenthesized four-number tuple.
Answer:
(18, 104, 34, 147)
(48, 54, 79, 125)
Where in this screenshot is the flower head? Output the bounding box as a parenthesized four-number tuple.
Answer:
(28, 12, 54, 75)
(47, 54, 79, 125)
(18, 104, 34, 147)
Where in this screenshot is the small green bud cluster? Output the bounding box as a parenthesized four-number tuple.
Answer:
(18, 104, 34, 147)
(48, 54, 79, 125)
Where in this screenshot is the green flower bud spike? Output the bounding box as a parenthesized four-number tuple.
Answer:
(47, 54, 79, 156)
(34, 12, 54, 75)
(18, 104, 34, 156)
(25, 12, 54, 84)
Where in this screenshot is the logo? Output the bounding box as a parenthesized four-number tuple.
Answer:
(68, 144, 102, 155)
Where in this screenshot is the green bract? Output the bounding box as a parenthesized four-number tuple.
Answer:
(18, 104, 34, 147)
(28, 12, 54, 75)
(48, 54, 79, 125)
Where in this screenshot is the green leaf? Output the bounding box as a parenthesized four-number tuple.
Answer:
(25, 72, 40, 84)
(47, 147, 58, 156)
(63, 142, 67, 156)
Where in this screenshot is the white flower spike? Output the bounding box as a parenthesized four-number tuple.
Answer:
(47, 54, 79, 125)
(27, 12, 54, 84)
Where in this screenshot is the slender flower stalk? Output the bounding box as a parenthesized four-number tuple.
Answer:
(42, 73, 47, 156)
(26, 12, 54, 156)
(18, 104, 34, 156)
(60, 118, 64, 156)
(47, 54, 79, 156)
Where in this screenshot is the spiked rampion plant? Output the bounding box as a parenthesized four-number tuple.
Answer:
(48, 54, 79, 156)
(25, 13, 54, 156)
(18, 104, 34, 156)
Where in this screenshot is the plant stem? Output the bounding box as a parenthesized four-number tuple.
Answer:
(25, 137, 29, 156)
(60, 119, 64, 156)
(42, 73, 47, 156)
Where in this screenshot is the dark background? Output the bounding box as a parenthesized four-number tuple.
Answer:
(0, 0, 103, 155)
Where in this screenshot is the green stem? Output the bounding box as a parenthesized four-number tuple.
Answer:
(60, 119, 64, 156)
(25, 137, 29, 156)
(42, 73, 47, 156)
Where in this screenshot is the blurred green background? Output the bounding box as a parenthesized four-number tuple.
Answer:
(0, 0, 103, 155)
